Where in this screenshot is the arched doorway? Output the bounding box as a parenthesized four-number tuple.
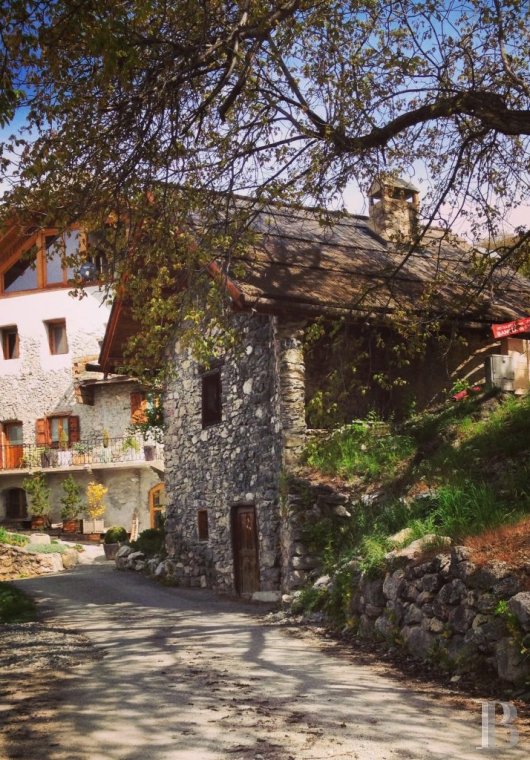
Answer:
(4, 488, 27, 520)
(149, 483, 166, 529)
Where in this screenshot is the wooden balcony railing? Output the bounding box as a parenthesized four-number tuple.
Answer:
(0, 435, 163, 471)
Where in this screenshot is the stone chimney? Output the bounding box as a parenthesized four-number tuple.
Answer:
(368, 177, 420, 243)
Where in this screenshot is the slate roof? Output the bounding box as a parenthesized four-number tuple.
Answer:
(222, 204, 530, 323)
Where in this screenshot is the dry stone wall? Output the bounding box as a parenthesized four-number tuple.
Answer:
(0, 542, 78, 580)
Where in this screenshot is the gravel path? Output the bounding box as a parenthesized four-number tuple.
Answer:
(0, 564, 528, 760)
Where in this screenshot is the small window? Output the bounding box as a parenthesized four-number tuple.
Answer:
(1, 326, 19, 359)
(201, 370, 222, 427)
(46, 320, 68, 355)
(197, 509, 209, 541)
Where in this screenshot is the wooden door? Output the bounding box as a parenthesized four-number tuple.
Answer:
(3, 423, 23, 469)
(232, 505, 260, 595)
(5, 488, 27, 520)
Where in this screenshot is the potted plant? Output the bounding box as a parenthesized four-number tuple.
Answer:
(22, 471, 51, 530)
(60, 475, 83, 533)
(83, 481, 108, 538)
(72, 441, 90, 465)
(103, 526, 128, 560)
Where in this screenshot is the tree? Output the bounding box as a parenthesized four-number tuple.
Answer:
(1, 1, 530, 380)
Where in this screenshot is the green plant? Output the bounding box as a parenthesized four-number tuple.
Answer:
(102, 429, 110, 448)
(122, 435, 141, 452)
(104, 526, 128, 544)
(22, 471, 51, 517)
(0, 527, 29, 547)
(60, 475, 83, 519)
(131, 527, 165, 557)
(25, 543, 68, 554)
(59, 427, 69, 450)
(0, 582, 36, 623)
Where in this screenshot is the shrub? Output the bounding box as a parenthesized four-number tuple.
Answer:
(104, 526, 128, 544)
(131, 528, 165, 557)
(60, 475, 84, 519)
(86, 481, 108, 519)
(25, 543, 68, 554)
(22, 472, 50, 517)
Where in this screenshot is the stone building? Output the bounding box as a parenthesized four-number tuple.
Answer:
(0, 224, 164, 532)
(99, 182, 530, 597)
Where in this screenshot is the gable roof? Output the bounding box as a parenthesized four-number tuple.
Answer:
(98, 201, 530, 371)
(225, 204, 530, 322)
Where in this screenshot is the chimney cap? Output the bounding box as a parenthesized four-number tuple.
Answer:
(369, 176, 419, 200)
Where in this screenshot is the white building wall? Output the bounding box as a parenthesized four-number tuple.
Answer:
(0, 285, 163, 530)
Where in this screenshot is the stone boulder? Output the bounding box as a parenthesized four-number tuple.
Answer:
(508, 592, 530, 632)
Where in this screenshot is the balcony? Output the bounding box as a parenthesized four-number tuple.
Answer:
(0, 435, 164, 475)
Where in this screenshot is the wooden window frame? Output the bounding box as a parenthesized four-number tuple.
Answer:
(45, 319, 69, 355)
(201, 369, 222, 428)
(35, 415, 80, 448)
(0, 227, 83, 297)
(1, 325, 19, 359)
(197, 509, 209, 541)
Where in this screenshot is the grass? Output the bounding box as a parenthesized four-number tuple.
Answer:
(0, 582, 36, 623)
(0, 527, 29, 547)
(304, 420, 415, 482)
(301, 391, 530, 579)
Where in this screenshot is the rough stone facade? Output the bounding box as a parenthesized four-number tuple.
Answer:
(163, 313, 309, 595)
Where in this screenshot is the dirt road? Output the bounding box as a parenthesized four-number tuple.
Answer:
(1, 564, 527, 759)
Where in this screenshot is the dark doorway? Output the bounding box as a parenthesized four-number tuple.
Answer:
(5, 488, 27, 520)
(232, 505, 260, 595)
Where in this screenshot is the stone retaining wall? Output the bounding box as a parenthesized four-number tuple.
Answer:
(0, 543, 78, 580)
(323, 546, 530, 685)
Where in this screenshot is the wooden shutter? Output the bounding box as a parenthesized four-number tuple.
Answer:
(36, 418, 49, 445)
(68, 415, 80, 444)
(130, 392, 147, 423)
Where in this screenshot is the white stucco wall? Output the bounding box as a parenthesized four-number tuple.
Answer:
(0, 286, 109, 435)
(0, 285, 163, 529)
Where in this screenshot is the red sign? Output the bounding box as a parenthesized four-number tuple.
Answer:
(491, 317, 530, 339)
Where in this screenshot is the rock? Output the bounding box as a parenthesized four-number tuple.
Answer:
(116, 545, 133, 558)
(291, 556, 318, 570)
(401, 625, 434, 658)
(313, 575, 331, 589)
(252, 591, 281, 603)
(448, 604, 476, 634)
(365, 604, 384, 619)
(437, 579, 467, 605)
(360, 577, 385, 607)
(476, 593, 497, 614)
(388, 527, 413, 546)
(374, 615, 396, 639)
(508, 592, 530, 632)
(495, 638, 530, 683)
(134, 560, 146, 571)
(468, 562, 511, 590)
(128, 551, 145, 562)
(451, 561, 477, 583)
(493, 575, 521, 598)
(28, 533, 51, 545)
(386, 535, 451, 565)
(333, 505, 351, 518)
(423, 617, 445, 634)
(61, 550, 79, 570)
(451, 545, 472, 563)
(383, 570, 405, 602)
(421, 574, 442, 593)
(404, 604, 423, 625)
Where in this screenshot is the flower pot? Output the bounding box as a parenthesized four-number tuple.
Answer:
(86, 533, 102, 542)
(31, 515, 49, 530)
(103, 542, 121, 560)
(62, 518, 81, 534)
(143, 445, 156, 461)
(83, 518, 105, 534)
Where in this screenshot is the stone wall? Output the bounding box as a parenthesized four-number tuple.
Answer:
(0, 542, 78, 580)
(163, 312, 284, 593)
(346, 545, 530, 684)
